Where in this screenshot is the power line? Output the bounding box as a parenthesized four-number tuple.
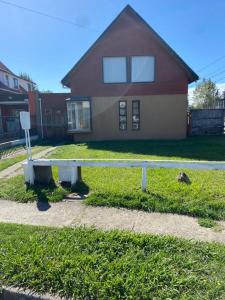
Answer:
(207, 69, 225, 79)
(214, 75, 225, 83)
(0, 0, 97, 31)
(202, 65, 225, 78)
(197, 55, 225, 73)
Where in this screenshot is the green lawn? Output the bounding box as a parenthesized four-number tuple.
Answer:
(0, 137, 225, 220)
(51, 136, 225, 220)
(50, 136, 225, 161)
(0, 146, 50, 172)
(0, 223, 225, 299)
(0, 175, 69, 203)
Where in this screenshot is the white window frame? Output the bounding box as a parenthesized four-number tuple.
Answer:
(5, 74, 9, 86)
(131, 56, 155, 83)
(13, 78, 18, 89)
(103, 57, 127, 83)
(67, 101, 91, 132)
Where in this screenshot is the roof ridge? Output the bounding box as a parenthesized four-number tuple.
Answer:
(61, 5, 198, 86)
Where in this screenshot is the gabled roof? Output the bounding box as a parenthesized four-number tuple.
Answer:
(0, 61, 16, 76)
(61, 5, 199, 86)
(0, 60, 35, 83)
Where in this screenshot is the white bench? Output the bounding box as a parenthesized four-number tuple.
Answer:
(23, 159, 225, 192)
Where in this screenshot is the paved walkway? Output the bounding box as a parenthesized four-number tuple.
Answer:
(0, 199, 224, 244)
(0, 146, 57, 179)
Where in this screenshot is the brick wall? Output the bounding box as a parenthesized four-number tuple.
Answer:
(38, 92, 70, 139)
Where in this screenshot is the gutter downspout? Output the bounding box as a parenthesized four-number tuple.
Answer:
(38, 97, 44, 139)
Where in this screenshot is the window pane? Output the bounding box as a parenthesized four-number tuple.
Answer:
(131, 56, 154, 82)
(132, 123, 140, 130)
(67, 101, 91, 131)
(133, 108, 139, 115)
(119, 116, 126, 122)
(132, 100, 140, 130)
(103, 57, 127, 83)
(119, 101, 126, 108)
(119, 100, 127, 131)
(119, 108, 126, 116)
(132, 101, 139, 109)
(132, 115, 140, 122)
(120, 123, 127, 130)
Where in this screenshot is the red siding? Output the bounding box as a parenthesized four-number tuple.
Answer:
(68, 10, 188, 97)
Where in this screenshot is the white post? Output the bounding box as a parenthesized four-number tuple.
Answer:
(27, 128, 32, 160)
(71, 166, 78, 186)
(24, 129, 29, 158)
(141, 167, 147, 192)
(27, 161, 34, 185)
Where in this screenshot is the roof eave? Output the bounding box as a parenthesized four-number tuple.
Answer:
(61, 4, 199, 86)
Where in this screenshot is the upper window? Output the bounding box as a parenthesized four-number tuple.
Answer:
(27, 83, 32, 91)
(131, 56, 155, 83)
(67, 101, 91, 132)
(103, 57, 127, 83)
(5, 75, 9, 86)
(13, 78, 18, 89)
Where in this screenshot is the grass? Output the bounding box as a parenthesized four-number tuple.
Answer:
(0, 223, 225, 299)
(0, 137, 225, 220)
(198, 218, 218, 228)
(50, 137, 225, 220)
(0, 143, 51, 172)
(0, 176, 69, 203)
(50, 136, 225, 161)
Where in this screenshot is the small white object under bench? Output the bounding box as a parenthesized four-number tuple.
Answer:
(23, 159, 225, 192)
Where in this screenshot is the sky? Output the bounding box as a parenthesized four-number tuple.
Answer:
(1, 0, 225, 94)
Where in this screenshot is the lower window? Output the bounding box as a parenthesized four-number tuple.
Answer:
(119, 101, 127, 130)
(67, 101, 91, 131)
(132, 100, 140, 130)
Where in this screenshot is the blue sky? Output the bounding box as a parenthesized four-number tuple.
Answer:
(1, 0, 225, 92)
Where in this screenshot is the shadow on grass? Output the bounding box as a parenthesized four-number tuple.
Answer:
(84, 136, 225, 161)
(26, 181, 60, 211)
(72, 181, 90, 195)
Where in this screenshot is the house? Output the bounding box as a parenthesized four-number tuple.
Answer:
(0, 61, 35, 94)
(61, 5, 198, 141)
(0, 61, 36, 141)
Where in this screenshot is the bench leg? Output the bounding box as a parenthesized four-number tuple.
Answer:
(25, 163, 34, 185)
(142, 167, 147, 192)
(77, 166, 82, 182)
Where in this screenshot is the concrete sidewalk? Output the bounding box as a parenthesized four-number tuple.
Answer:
(0, 199, 224, 244)
(0, 146, 57, 179)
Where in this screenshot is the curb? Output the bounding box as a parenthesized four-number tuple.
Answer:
(0, 287, 62, 300)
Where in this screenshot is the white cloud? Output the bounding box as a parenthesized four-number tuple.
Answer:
(188, 82, 225, 103)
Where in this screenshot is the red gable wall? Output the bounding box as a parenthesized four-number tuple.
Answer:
(68, 9, 188, 97)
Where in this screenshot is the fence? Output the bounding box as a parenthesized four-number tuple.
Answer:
(0, 116, 23, 141)
(0, 116, 37, 142)
(188, 109, 225, 136)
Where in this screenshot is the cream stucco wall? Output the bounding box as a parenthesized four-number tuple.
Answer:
(72, 94, 188, 141)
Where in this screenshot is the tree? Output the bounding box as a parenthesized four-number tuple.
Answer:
(19, 72, 33, 82)
(192, 79, 220, 108)
(221, 89, 225, 100)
